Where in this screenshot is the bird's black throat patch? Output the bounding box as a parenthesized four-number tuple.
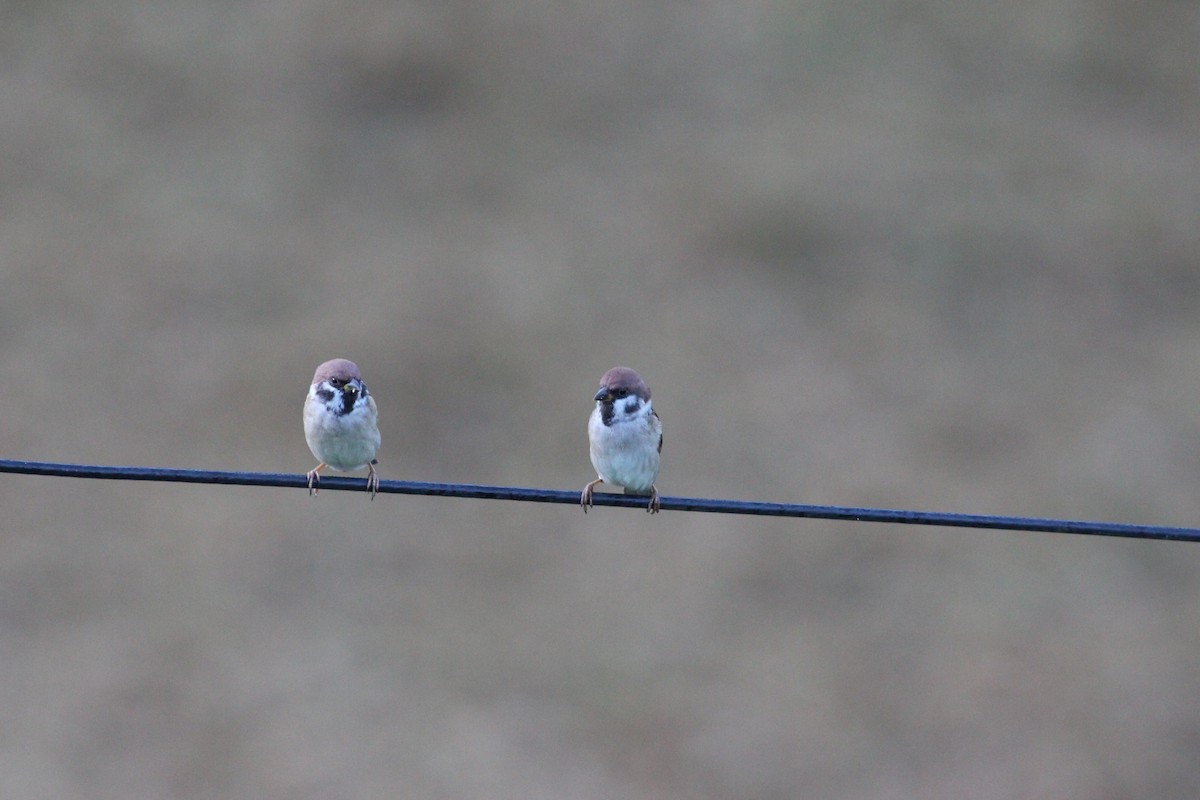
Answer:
(600, 400, 615, 426)
(338, 389, 357, 416)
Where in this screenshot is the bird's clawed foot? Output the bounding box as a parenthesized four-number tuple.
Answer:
(307, 464, 326, 496)
(580, 477, 604, 513)
(646, 486, 660, 514)
(366, 461, 380, 500)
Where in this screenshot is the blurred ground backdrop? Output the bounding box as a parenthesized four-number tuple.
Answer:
(2, 1, 1200, 798)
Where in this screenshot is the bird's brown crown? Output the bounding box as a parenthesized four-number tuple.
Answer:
(598, 366, 651, 401)
(312, 358, 364, 386)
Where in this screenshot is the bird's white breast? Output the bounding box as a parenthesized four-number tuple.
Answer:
(588, 401, 660, 492)
(304, 390, 381, 471)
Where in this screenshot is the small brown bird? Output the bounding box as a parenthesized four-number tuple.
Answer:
(581, 367, 663, 513)
(303, 358, 382, 498)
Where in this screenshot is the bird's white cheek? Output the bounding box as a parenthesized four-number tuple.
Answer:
(619, 398, 653, 424)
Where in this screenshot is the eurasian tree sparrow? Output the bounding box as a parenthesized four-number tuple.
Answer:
(581, 366, 663, 514)
(303, 358, 382, 498)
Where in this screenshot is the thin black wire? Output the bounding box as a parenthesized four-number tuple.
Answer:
(0, 458, 1197, 542)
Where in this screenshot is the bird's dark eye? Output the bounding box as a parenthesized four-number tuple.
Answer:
(614, 389, 628, 398)
(330, 378, 344, 388)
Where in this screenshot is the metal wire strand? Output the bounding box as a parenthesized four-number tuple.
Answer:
(0, 458, 1197, 542)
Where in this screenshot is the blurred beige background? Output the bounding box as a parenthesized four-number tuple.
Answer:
(2, 1, 1199, 797)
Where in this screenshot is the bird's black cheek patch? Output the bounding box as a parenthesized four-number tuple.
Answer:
(624, 398, 641, 415)
(316, 387, 335, 403)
